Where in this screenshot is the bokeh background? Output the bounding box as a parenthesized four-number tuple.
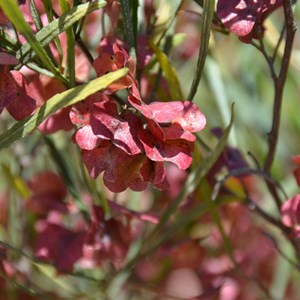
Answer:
(1, 1, 300, 299)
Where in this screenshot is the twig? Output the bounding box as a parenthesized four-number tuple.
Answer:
(75, 35, 94, 65)
(261, 229, 300, 270)
(212, 167, 288, 201)
(247, 151, 261, 169)
(251, 1, 297, 212)
(264, 0, 297, 173)
(272, 24, 286, 62)
(246, 198, 290, 235)
(258, 38, 278, 81)
(0, 240, 101, 282)
(187, 0, 215, 101)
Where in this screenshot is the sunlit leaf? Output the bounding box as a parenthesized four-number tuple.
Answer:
(187, 0, 215, 101)
(59, 0, 76, 86)
(149, 40, 184, 100)
(13, 0, 107, 66)
(0, 165, 31, 198)
(0, 0, 64, 80)
(119, 0, 137, 60)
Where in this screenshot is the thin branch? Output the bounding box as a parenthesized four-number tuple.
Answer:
(247, 151, 261, 169)
(212, 167, 288, 201)
(261, 229, 300, 270)
(272, 23, 286, 62)
(259, 38, 278, 81)
(264, 0, 297, 173)
(187, 0, 215, 101)
(251, 1, 297, 212)
(246, 197, 290, 234)
(0, 272, 39, 297)
(212, 167, 291, 235)
(0, 240, 101, 282)
(75, 35, 94, 65)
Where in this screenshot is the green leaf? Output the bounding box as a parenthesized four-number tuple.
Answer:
(33, 264, 77, 296)
(59, 0, 75, 87)
(26, 63, 57, 77)
(117, 202, 208, 280)
(30, 0, 59, 67)
(149, 40, 184, 100)
(206, 56, 237, 145)
(0, 165, 31, 198)
(0, 68, 128, 151)
(42, 0, 63, 65)
(42, 136, 88, 215)
(0, 0, 65, 81)
(42, 0, 54, 14)
(201, 185, 236, 265)
(14, 0, 107, 66)
(0, 27, 21, 53)
(143, 202, 208, 258)
(120, 0, 137, 60)
(187, 0, 215, 101)
(30, 0, 43, 31)
(130, 0, 139, 48)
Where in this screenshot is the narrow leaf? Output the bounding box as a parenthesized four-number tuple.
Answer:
(15, 0, 107, 65)
(59, 0, 75, 87)
(0, 27, 21, 53)
(33, 264, 77, 295)
(0, 0, 64, 80)
(130, 0, 139, 47)
(187, 0, 215, 101)
(30, 0, 59, 67)
(42, 136, 79, 200)
(149, 40, 184, 100)
(43, 136, 89, 217)
(201, 185, 236, 265)
(142, 202, 208, 258)
(30, 0, 43, 31)
(42, 0, 63, 64)
(120, 0, 137, 60)
(119, 202, 208, 277)
(0, 68, 128, 150)
(42, 0, 54, 14)
(206, 57, 237, 145)
(26, 63, 57, 77)
(1, 165, 31, 198)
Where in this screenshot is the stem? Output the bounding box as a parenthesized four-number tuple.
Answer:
(252, 1, 298, 212)
(272, 24, 286, 62)
(246, 198, 290, 234)
(261, 229, 300, 270)
(76, 35, 94, 65)
(264, 0, 297, 173)
(258, 38, 278, 81)
(120, 0, 137, 61)
(187, 0, 215, 101)
(212, 167, 288, 202)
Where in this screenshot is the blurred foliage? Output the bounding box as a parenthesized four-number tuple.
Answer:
(1, 0, 300, 299)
